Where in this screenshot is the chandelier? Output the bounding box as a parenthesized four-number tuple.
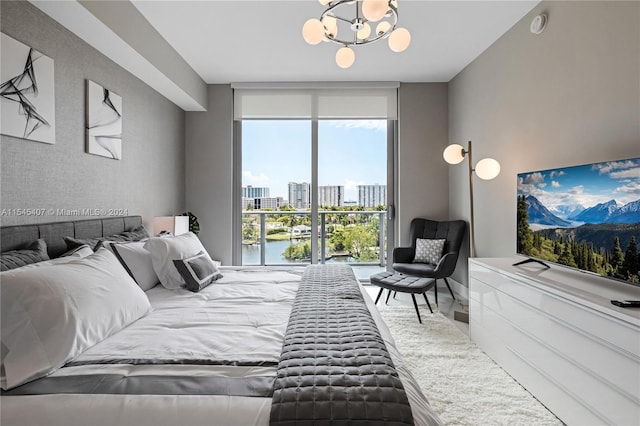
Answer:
(302, 0, 411, 69)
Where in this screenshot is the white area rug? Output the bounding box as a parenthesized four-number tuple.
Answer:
(377, 306, 563, 426)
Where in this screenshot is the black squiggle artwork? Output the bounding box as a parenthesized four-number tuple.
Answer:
(0, 48, 50, 138)
(87, 80, 122, 159)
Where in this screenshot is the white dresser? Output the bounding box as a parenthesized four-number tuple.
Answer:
(469, 257, 640, 426)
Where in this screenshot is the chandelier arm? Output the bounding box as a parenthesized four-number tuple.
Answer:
(321, 0, 398, 47)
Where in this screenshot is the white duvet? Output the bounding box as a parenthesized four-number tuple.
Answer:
(1, 267, 441, 426)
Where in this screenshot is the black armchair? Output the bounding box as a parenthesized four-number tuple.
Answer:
(392, 218, 466, 305)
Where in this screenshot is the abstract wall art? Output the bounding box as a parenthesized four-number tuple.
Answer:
(86, 80, 122, 160)
(0, 32, 56, 144)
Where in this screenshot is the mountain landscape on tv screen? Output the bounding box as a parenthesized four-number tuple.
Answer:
(517, 158, 640, 285)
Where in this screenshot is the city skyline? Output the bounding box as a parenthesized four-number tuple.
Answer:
(242, 183, 387, 208)
(242, 120, 387, 202)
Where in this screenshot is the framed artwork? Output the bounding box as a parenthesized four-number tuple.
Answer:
(86, 79, 122, 160)
(0, 32, 55, 144)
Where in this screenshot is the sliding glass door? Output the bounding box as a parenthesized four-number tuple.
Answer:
(233, 86, 398, 269)
(239, 119, 392, 268)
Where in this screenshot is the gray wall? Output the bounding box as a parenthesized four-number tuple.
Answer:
(0, 1, 185, 230)
(185, 85, 234, 265)
(397, 83, 450, 245)
(449, 0, 640, 285)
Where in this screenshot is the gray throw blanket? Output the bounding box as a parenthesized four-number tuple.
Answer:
(270, 264, 415, 425)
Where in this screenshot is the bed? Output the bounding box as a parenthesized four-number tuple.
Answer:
(0, 217, 442, 426)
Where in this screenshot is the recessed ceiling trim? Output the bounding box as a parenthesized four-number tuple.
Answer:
(230, 81, 400, 90)
(29, 0, 206, 111)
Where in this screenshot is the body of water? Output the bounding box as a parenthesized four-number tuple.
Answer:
(242, 239, 358, 265)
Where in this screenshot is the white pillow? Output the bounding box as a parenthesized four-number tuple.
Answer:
(413, 238, 445, 264)
(0, 248, 151, 390)
(103, 241, 159, 291)
(144, 232, 214, 289)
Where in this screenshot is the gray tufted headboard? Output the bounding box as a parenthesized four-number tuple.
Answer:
(0, 216, 143, 259)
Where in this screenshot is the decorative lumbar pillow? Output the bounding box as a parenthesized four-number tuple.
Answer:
(103, 240, 159, 291)
(60, 244, 94, 259)
(63, 236, 104, 251)
(413, 238, 445, 264)
(7, 244, 94, 271)
(0, 248, 151, 390)
(173, 251, 223, 292)
(144, 232, 218, 289)
(0, 239, 50, 271)
(64, 226, 150, 252)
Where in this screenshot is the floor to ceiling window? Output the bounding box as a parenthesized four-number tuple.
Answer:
(233, 85, 397, 273)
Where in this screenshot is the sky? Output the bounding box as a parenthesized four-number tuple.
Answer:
(242, 120, 387, 202)
(517, 158, 640, 210)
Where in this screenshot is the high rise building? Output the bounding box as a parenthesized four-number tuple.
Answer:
(358, 184, 386, 208)
(242, 186, 269, 198)
(318, 185, 344, 207)
(288, 182, 310, 209)
(242, 197, 283, 210)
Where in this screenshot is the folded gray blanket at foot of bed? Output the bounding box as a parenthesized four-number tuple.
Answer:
(270, 264, 414, 425)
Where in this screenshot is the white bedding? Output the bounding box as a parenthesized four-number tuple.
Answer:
(1, 266, 441, 426)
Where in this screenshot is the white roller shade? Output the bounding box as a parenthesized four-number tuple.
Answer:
(233, 84, 398, 120)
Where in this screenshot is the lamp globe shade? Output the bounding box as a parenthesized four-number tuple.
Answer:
(376, 21, 392, 36)
(303, 18, 325, 45)
(322, 16, 338, 38)
(335, 47, 355, 68)
(388, 27, 411, 52)
(475, 158, 501, 180)
(443, 144, 466, 164)
(357, 22, 372, 39)
(362, 0, 388, 22)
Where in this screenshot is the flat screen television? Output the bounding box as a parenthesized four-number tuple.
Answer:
(516, 157, 640, 286)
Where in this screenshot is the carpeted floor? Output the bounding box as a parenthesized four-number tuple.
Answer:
(377, 306, 564, 426)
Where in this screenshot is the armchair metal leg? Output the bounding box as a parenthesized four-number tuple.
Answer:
(422, 293, 433, 314)
(444, 278, 456, 300)
(434, 281, 438, 306)
(385, 289, 392, 304)
(374, 287, 384, 304)
(393, 291, 397, 299)
(411, 294, 422, 323)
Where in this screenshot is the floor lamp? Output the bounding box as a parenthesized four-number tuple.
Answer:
(443, 141, 500, 258)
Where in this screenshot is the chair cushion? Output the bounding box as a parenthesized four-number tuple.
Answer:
(392, 262, 436, 277)
(413, 238, 445, 264)
(370, 272, 434, 294)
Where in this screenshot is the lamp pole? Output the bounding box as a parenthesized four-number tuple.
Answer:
(467, 141, 475, 258)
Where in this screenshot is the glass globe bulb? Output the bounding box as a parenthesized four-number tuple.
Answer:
(388, 27, 411, 52)
(357, 22, 372, 39)
(322, 16, 338, 38)
(335, 47, 355, 69)
(376, 21, 391, 37)
(443, 144, 466, 165)
(302, 18, 325, 45)
(362, 0, 388, 22)
(475, 158, 501, 180)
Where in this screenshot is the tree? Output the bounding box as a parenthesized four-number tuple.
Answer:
(557, 243, 577, 268)
(620, 236, 639, 279)
(516, 195, 533, 254)
(344, 225, 377, 260)
(611, 236, 625, 278)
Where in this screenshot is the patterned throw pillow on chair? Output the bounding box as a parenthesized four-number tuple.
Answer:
(413, 238, 445, 264)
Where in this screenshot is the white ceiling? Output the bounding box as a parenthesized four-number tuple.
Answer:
(131, 0, 540, 84)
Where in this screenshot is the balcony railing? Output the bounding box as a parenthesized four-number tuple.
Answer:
(241, 210, 387, 267)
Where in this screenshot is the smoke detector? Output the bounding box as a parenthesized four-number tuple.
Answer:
(530, 14, 547, 35)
